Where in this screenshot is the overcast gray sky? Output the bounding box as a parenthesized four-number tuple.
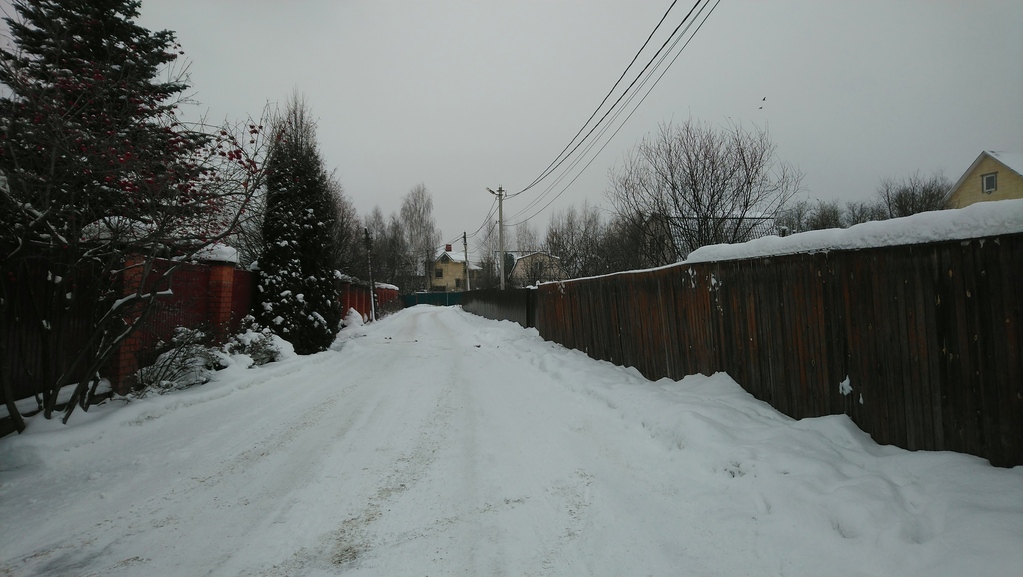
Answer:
(16, 1, 1023, 253)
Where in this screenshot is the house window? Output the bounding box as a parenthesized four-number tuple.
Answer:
(435, 268, 443, 278)
(455, 278, 462, 288)
(982, 172, 997, 194)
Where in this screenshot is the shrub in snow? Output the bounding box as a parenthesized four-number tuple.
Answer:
(224, 315, 281, 366)
(134, 328, 224, 397)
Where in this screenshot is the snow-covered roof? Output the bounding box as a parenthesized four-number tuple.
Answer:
(948, 150, 1023, 196)
(513, 251, 561, 262)
(989, 151, 1023, 176)
(437, 250, 481, 270)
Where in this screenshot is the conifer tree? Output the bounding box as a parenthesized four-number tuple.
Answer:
(0, 0, 206, 234)
(256, 99, 342, 354)
(0, 0, 265, 422)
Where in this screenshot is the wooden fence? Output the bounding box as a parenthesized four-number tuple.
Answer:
(464, 233, 1023, 467)
(462, 288, 536, 328)
(1, 257, 105, 404)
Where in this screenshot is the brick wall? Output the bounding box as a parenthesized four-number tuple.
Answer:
(109, 258, 251, 393)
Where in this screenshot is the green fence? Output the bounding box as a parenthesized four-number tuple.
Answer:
(401, 292, 464, 308)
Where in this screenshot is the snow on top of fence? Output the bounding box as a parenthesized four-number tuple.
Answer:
(685, 199, 1023, 264)
(193, 243, 239, 264)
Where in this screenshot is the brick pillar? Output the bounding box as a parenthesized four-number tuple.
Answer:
(111, 253, 145, 394)
(208, 263, 235, 344)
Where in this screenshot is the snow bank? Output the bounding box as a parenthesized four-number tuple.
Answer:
(343, 307, 365, 327)
(686, 199, 1023, 264)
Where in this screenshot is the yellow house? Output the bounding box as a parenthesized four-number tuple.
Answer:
(946, 151, 1023, 208)
(431, 250, 479, 292)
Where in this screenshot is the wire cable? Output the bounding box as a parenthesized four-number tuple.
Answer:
(514, 0, 683, 197)
(510, 0, 704, 201)
(507, 0, 707, 219)
(506, 0, 721, 227)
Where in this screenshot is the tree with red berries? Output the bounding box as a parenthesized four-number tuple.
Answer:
(0, 0, 268, 424)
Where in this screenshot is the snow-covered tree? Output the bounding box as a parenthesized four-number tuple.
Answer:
(0, 0, 267, 423)
(255, 97, 342, 354)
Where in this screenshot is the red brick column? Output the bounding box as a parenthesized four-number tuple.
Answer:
(208, 263, 235, 344)
(111, 254, 145, 394)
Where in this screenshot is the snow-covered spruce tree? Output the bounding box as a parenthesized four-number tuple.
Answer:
(256, 98, 342, 355)
(0, 0, 266, 423)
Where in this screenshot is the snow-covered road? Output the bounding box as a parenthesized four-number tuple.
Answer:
(2, 306, 1021, 576)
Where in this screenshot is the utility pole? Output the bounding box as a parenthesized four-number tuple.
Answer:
(463, 231, 470, 291)
(364, 227, 376, 322)
(486, 186, 505, 290)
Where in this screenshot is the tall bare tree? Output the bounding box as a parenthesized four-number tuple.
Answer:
(843, 200, 889, 226)
(398, 183, 441, 291)
(607, 119, 802, 262)
(514, 221, 541, 254)
(473, 219, 501, 289)
(328, 177, 361, 275)
(544, 202, 605, 279)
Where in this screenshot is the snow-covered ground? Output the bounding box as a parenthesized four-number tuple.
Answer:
(1, 306, 1020, 576)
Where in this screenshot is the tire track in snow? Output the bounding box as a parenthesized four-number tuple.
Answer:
(247, 309, 472, 575)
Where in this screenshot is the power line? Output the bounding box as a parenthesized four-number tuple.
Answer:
(506, 0, 720, 226)
(513, 0, 684, 198)
(507, 0, 708, 220)
(466, 196, 498, 240)
(509, 0, 705, 205)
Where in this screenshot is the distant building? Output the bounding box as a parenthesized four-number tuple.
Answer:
(431, 250, 479, 292)
(946, 151, 1023, 208)
(509, 252, 566, 287)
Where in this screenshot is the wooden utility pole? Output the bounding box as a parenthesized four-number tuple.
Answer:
(486, 186, 505, 289)
(463, 231, 470, 291)
(364, 227, 376, 322)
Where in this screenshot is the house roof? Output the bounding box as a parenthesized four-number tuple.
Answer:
(513, 251, 561, 262)
(948, 151, 1023, 197)
(437, 250, 481, 270)
(990, 151, 1023, 176)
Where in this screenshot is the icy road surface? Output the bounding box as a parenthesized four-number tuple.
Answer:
(2, 306, 1021, 576)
